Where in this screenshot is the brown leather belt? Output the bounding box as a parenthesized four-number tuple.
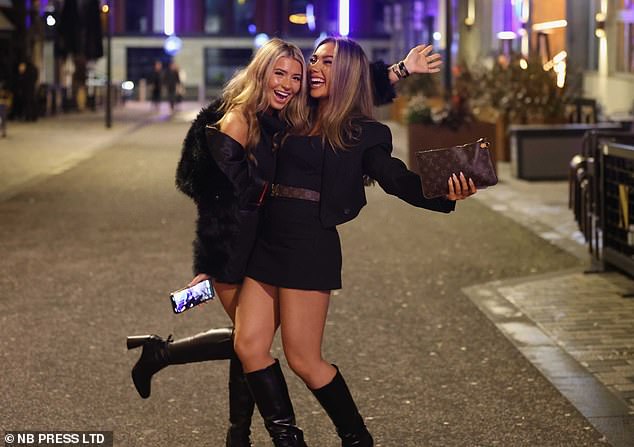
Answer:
(270, 184, 320, 202)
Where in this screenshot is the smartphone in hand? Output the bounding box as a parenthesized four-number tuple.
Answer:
(170, 279, 214, 314)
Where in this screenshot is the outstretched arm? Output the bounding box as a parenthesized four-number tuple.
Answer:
(363, 144, 456, 213)
(361, 124, 476, 211)
(370, 44, 443, 105)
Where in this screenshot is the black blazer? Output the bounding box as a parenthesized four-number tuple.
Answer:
(319, 119, 455, 227)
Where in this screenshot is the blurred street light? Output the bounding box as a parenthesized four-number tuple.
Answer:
(289, 14, 308, 25)
(532, 20, 567, 32)
(254, 33, 269, 48)
(339, 0, 349, 36)
(497, 31, 517, 40)
(164, 35, 182, 55)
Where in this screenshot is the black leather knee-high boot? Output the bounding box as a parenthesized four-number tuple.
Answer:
(226, 356, 255, 447)
(310, 366, 373, 447)
(126, 327, 235, 398)
(127, 327, 255, 447)
(245, 360, 308, 447)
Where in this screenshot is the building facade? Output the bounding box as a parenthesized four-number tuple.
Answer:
(94, 0, 395, 99)
(5, 0, 634, 119)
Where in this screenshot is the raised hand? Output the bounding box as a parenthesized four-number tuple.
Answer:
(403, 44, 443, 74)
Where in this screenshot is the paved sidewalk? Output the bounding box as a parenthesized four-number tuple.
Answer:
(468, 171, 634, 446)
(472, 162, 634, 398)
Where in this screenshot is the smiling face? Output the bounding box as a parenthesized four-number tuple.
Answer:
(309, 42, 335, 100)
(267, 56, 303, 111)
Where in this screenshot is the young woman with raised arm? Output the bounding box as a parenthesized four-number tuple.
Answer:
(233, 37, 475, 447)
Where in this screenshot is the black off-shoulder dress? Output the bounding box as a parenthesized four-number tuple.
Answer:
(211, 113, 281, 284)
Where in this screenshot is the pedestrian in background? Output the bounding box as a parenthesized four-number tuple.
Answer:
(9, 61, 39, 122)
(149, 60, 163, 110)
(176, 65, 187, 104)
(165, 61, 181, 111)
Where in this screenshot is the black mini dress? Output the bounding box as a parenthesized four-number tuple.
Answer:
(246, 135, 342, 290)
(213, 113, 282, 284)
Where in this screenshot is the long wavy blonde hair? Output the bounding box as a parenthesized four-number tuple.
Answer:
(307, 37, 375, 150)
(217, 38, 310, 150)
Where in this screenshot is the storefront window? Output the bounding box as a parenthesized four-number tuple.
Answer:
(127, 48, 170, 84)
(204, 47, 253, 86)
(204, 0, 254, 35)
(234, 0, 255, 35)
(125, 0, 152, 33)
(204, 0, 225, 34)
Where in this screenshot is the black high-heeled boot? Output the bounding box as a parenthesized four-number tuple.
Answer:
(126, 327, 234, 398)
(245, 360, 308, 447)
(226, 356, 255, 447)
(310, 366, 373, 447)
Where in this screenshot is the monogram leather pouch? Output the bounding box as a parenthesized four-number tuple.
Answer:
(415, 138, 498, 199)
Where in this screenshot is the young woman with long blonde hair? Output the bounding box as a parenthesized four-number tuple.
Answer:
(233, 37, 476, 446)
(127, 38, 308, 447)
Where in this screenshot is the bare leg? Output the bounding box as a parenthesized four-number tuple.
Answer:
(279, 288, 373, 446)
(212, 280, 257, 447)
(233, 277, 279, 372)
(213, 279, 241, 323)
(279, 288, 336, 389)
(234, 278, 307, 446)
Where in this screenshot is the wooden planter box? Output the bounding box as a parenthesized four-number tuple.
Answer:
(509, 122, 625, 180)
(407, 121, 498, 175)
(390, 95, 408, 124)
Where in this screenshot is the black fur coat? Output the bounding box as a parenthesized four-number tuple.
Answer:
(175, 101, 245, 277)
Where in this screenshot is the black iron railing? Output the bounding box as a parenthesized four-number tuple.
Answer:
(569, 131, 634, 274)
(601, 143, 634, 276)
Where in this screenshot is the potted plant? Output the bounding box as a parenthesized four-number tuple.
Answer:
(466, 54, 577, 160)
